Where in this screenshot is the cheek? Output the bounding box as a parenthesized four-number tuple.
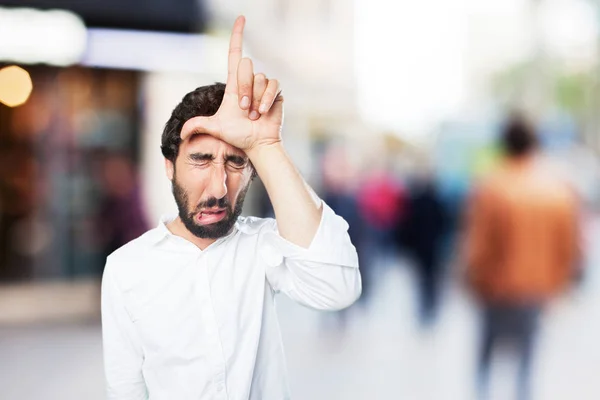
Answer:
(178, 169, 210, 201)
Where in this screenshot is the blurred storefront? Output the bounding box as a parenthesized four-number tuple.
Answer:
(0, 66, 143, 281)
(0, 0, 206, 32)
(0, 2, 212, 282)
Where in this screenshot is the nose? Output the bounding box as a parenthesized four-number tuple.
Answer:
(206, 163, 228, 200)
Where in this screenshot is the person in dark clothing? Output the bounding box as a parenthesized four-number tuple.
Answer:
(398, 175, 447, 327)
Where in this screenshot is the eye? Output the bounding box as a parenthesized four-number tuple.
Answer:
(192, 160, 211, 168)
(226, 159, 247, 170)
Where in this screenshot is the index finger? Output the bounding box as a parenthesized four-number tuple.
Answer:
(226, 15, 246, 91)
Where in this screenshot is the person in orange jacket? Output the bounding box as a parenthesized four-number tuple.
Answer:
(463, 113, 581, 400)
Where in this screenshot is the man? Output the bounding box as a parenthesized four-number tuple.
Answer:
(101, 16, 361, 400)
(464, 114, 580, 400)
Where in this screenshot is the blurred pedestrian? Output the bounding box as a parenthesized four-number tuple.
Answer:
(398, 172, 447, 327)
(464, 113, 581, 400)
(357, 166, 406, 270)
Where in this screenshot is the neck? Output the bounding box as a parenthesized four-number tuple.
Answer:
(166, 217, 218, 250)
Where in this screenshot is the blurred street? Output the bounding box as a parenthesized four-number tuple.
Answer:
(2, 1, 600, 399)
(2, 216, 599, 400)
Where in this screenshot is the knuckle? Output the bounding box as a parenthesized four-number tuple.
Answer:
(252, 91, 262, 106)
(238, 83, 253, 94)
(254, 81, 267, 94)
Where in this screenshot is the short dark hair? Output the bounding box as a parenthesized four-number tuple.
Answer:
(161, 83, 226, 162)
(500, 113, 537, 157)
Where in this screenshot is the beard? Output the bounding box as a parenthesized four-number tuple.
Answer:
(172, 176, 249, 239)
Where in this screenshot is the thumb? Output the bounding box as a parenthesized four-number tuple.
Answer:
(180, 115, 221, 142)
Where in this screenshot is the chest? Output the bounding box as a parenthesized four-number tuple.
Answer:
(123, 245, 268, 356)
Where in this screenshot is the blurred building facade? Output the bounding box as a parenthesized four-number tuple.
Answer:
(0, 67, 143, 281)
(0, 2, 210, 281)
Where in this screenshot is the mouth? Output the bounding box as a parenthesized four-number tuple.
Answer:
(195, 208, 227, 225)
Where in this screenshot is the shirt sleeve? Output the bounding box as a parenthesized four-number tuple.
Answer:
(263, 201, 362, 310)
(101, 258, 148, 400)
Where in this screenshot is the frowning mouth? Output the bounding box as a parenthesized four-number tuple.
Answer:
(196, 208, 227, 225)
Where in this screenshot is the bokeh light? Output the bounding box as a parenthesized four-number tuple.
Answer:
(0, 65, 33, 107)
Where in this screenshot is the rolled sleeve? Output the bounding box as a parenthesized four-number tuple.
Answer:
(263, 202, 362, 311)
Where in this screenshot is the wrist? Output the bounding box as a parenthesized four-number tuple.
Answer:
(245, 140, 284, 162)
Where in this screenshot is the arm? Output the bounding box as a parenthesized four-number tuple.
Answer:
(261, 202, 362, 311)
(102, 260, 147, 400)
(247, 144, 361, 310)
(246, 142, 360, 311)
(246, 143, 321, 248)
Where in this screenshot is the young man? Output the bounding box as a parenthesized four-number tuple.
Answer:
(101, 16, 361, 400)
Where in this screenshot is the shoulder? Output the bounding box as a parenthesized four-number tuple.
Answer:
(109, 229, 158, 261)
(104, 228, 160, 281)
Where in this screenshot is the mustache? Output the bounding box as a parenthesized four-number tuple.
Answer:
(194, 196, 230, 211)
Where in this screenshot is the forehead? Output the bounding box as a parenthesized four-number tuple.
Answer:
(181, 134, 245, 157)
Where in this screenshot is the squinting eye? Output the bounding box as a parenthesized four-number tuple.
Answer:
(193, 161, 211, 168)
(226, 160, 247, 169)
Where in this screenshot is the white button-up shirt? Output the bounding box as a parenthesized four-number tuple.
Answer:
(101, 202, 361, 400)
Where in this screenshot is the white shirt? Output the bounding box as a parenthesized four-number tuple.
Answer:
(101, 202, 361, 400)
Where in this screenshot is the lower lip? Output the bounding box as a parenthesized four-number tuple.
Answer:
(196, 210, 226, 225)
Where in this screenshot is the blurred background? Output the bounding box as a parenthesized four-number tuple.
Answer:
(1, 0, 600, 399)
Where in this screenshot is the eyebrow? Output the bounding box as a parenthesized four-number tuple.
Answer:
(188, 153, 214, 162)
(187, 152, 248, 164)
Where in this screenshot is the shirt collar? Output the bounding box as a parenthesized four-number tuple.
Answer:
(143, 213, 176, 246)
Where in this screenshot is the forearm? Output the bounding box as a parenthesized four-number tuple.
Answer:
(247, 142, 321, 248)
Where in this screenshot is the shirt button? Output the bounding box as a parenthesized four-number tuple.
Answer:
(217, 384, 224, 392)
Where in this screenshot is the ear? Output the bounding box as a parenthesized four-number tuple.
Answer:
(165, 158, 174, 181)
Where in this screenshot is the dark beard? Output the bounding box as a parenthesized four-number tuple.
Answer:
(172, 177, 249, 239)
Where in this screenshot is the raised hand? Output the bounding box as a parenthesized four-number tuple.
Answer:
(180, 16, 283, 152)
